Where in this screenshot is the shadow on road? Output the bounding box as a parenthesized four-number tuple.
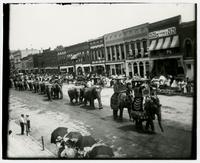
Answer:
(42, 99, 51, 102)
(118, 124, 155, 135)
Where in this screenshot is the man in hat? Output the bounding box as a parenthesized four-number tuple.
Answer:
(19, 114, 25, 135)
(25, 115, 31, 136)
(113, 77, 124, 94)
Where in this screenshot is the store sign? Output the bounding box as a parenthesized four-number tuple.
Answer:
(90, 44, 104, 49)
(149, 27, 176, 39)
(92, 60, 105, 64)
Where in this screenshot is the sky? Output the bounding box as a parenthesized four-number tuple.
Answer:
(9, 3, 195, 51)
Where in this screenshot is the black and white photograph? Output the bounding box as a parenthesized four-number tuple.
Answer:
(1, 1, 197, 160)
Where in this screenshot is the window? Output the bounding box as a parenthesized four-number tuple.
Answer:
(137, 41, 141, 53)
(116, 45, 120, 60)
(107, 47, 110, 61)
(131, 42, 135, 57)
(143, 40, 147, 53)
(93, 51, 96, 61)
(98, 50, 101, 58)
(187, 64, 191, 70)
(125, 43, 129, 56)
(111, 46, 115, 60)
(185, 39, 192, 57)
(133, 63, 137, 75)
(101, 49, 105, 59)
(120, 44, 125, 59)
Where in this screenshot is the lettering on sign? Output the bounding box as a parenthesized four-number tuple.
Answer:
(149, 27, 176, 39)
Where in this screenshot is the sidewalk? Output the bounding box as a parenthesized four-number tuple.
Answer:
(7, 120, 56, 158)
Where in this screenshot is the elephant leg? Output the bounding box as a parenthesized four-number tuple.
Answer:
(59, 89, 63, 99)
(90, 99, 95, 108)
(145, 120, 150, 131)
(139, 120, 143, 130)
(119, 108, 123, 121)
(79, 97, 82, 104)
(97, 97, 103, 110)
(56, 91, 59, 99)
(135, 119, 140, 129)
(75, 97, 78, 104)
(70, 98, 73, 104)
(113, 110, 118, 120)
(84, 98, 87, 106)
(128, 108, 132, 121)
(47, 91, 52, 101)
(149, 120, 155, 132)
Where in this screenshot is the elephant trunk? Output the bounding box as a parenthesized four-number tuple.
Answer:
(157, 112, 164, 132)
(97, 95, 103, 109)
(96, 90, 103, 109)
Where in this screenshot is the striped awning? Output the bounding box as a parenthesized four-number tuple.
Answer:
(155, 38, 164, 50)
(170, 35, 179, 48)
(162, 37, 171, 49)
(149, 40, 157, 51)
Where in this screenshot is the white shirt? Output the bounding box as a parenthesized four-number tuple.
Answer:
(19, 117, 25, 123)
(87, 81, 92, 87)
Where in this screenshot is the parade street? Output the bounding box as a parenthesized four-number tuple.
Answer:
(8, 84, 193, 158)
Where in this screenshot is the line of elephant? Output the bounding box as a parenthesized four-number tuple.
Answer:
(13, 80, 63, 101)
(68, 86, 103, 109)
(14, 79, 164, 133)
(111, 92, 164, 133)
(67, 85, 164, 133)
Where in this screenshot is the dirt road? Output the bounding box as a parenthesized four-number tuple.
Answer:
(8, 85, 194, 158)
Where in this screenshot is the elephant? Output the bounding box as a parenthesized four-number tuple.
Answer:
(33, 81, 39, 93)
(68, 87, 84, 104)
(111, 91, 136, 121)
(39, 82, 46, 94)
(111, 92, 132, 121)
(52, 83, 63, 99)
(82, 86, 103, 109)
(45, 83, 53, 101)
(131, 96, 164, 133)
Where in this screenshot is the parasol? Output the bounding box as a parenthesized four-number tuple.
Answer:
(76, 135, 96, 149)
(51, 127, 68, 144)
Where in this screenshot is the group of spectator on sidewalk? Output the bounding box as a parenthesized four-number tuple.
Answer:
(19, 114, 31, 136)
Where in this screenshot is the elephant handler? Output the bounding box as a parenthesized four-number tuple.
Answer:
(111, 77, 126, 120)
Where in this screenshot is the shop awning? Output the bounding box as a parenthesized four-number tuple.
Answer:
(162, 37, 171, 49)
(170, 35, 179, 48)
(155, 38, 164, 50)
(149, 40, 157, 51)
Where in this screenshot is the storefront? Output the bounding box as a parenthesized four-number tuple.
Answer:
(91, 61, 106, 75)
(179, 21, 196, 80)
(148, 15, 185, 78)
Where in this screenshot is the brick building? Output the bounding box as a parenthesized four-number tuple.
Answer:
(179, 21, 196, 80)
(37, 48, 58, 73)
(148, 15, 185, 78)
(89, 36, 106, 75)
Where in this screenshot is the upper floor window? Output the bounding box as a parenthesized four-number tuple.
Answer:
(184, 39, 192, 57)
(142, 40, 147, 53)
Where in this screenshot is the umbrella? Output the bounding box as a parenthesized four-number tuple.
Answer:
(64, 131, 82, 142)
(76, 135, 96, 149)
(51, 127, 68, 144)
(88, 144, 114, 158)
